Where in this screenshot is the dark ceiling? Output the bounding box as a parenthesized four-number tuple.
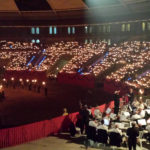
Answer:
(0, 0, 150, 26)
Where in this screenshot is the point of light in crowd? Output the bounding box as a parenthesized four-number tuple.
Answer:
(139, 89, 144, 95)
(11, 77, 14, 81)
(26, 79, 29, 83)
(3, 78, 6, 82)
(42, 81, 46, 85)
(0, 85, 3, 90)
(19, 78, 23, 82)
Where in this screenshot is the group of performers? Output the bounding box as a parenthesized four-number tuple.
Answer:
(75, 88, 150, 150)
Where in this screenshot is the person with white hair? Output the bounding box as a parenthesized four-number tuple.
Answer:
(94, 107, 102, 120)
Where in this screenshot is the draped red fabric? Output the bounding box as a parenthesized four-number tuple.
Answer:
(4, 70, 47, 82)
(104, 79, 129, 96)
(0, 101, 115, 148)
(57, 72, 95, 88)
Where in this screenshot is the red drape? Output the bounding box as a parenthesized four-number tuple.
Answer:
(104, 79, 129, 96)
(4, 70, 47, 82)
(57, 72, 95, 88)
(0, 101, 117, 148)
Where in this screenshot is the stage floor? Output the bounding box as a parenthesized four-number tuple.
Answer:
(1, 133, 149, 150)
(0, 80, 112, 128)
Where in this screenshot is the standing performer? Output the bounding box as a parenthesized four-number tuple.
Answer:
(113, 90, 120, 115)
(127, 123, 139, 150)
(128, 88, 134, 104)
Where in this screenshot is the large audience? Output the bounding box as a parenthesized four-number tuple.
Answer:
(1, 40, 150, 149)
(1, 40, 150, 88)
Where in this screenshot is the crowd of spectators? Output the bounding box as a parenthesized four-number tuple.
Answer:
(1, 40, 150, 89)
(59, 41, 107, 74)
(0, 40, 39, 50)
(0, 41, 108, 76)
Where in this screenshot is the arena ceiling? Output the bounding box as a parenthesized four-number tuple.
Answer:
(0, 0, 150, 26)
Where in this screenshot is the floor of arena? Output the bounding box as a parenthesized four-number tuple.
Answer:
(0, 80, 112, 128)
(1, 132, 149, 150)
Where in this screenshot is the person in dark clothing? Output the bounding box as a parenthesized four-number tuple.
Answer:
(127, 123, 139, 150)
(69, 122, 76, 137)
(113, 90, 120, 115)
(28, 83, 32, 91)
(128, 88, 134, 104)
(79, 105, 90, 134)
(76, 114, 84, 134)
(37, 85, 41, 93)
(44, 87, 48, 96)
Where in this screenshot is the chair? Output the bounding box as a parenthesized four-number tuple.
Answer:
(96, 129, 108, 144)
(146, 99, 150, 105)
(109, 132, 122, 147)
(138, 131, 147, 148)
(86, 126, 97, 147)
(86, 126, 97, 141)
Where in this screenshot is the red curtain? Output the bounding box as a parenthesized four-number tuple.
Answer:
(0, 101, 116, 148)
(4, 70, 47, 82)
(57, 72, 95, 88)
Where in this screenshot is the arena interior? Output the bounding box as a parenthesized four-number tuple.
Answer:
(0, 0, 150, 150)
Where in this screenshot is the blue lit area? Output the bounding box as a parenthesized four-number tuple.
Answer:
(83, 0, 119, 7)
(68, 27, 71, 34)
(77, 68, 83, 73)
(27, 56, 35, 66)
(36, 39, 40, 43)
(54, 26, 57, 34)
(127, 77, 132, 81)
(42, 49, 46, 53)
(37, 56, 46, 68)
(49, 26, 53, 34)
(72, 27, 75, 34)
(36, 27, 40, 34)
(31, 27, 35, 34)
(31, 39, 35, 43)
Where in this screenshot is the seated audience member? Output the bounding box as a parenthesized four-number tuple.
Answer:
(113, 115, 120, 122)
(132, 108, 145, 119)
(145, 121, 150, 142)
(138, 108, 145, 118)
(89, 118, 98, 128)
(131, 98, 139, 109)
(110, 112, 117, 120)
(120, 111, 130, 122)
(131, 108, 145, 120)
(109, 124, 122, 136)
(127, 123, 139, 150)
(94, 107, 102, 120)
(146, 100, 150, 109)
(138, 99, 145, 110)
(62, 108, 68, 116)
(97, 119, 108, 131)
(109, 124, 122, 147)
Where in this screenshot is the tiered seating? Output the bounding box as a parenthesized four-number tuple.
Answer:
(1, 40, 150, 89)
(60, 42, 107, 73)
